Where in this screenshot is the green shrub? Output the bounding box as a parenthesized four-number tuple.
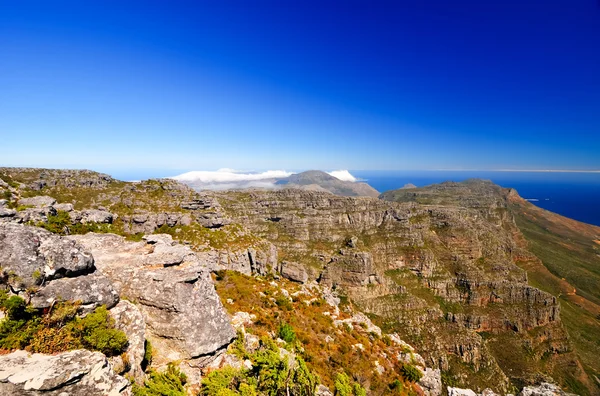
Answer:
(39, 210, 71, 234)
(133, 363, 187, 396)
(142, 339, 153, 371)
(334, 373, 365, 396)
(400, 364, 423, 383)
(277, 322, 296, 344)
(69, 306, 128, 356)
(0, 297, 127, 356)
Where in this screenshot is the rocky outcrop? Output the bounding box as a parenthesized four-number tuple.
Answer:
(18, 196, 56, 207)
(279, 261, 309, 283)
(109, 300, 147, 382)
(70, 233, 236, 369)
(0, 223, 118, 311)
(0, 349, 130, 395)
(520, 382, 576, 396)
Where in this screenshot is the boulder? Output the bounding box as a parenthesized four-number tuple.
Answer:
(520, 383, 575, 396)
(70, 233, 236, 364)
(0, 223, 94, 290)
(418, 368, 442, 396)
(18, 195, 56, 207)
(53, 203, 74, 212)
(0, 349, 130, 395)
(110, 300, 147, 382)
(279, 261, 308, 283)
(30, 272, 119, 310)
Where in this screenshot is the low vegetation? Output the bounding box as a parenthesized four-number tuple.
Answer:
(213, 270, 421, 395)
(132, 363, 188, 396)
(0, 292, 127, 356)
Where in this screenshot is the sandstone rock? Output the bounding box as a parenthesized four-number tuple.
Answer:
(81, 209, 114, 224)
(418, 368, 442, 396)
(316, 384, 334, 396)
(0, 349, 130, 395)
(110, 300, 147, 382)
(30, 272, 119, 310)
(231, 311, 254, 329)
(0, 223, 95, 290)
(279, 261, 308, 283)
(71, 233, 236, 364)
(0, 207, 16, 218)
(448, 387, 479, 396)
(19, 195, 56, 207)
(520, 382, 575, 396)
(53, 203, 74, 212)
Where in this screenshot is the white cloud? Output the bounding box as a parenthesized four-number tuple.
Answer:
(327, 170, 357, 182)
(170, 169, 293, 183)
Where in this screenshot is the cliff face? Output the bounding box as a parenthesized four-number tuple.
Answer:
(0, 168, 594, 395)
(212, 185, 587, 393)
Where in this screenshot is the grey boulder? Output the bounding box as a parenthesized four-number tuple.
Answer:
(0, 349, 130, 395)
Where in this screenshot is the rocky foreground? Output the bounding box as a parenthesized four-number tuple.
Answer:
(0, 168, 596, 395)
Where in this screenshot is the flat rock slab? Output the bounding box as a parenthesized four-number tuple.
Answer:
(0, 349, 130, 395)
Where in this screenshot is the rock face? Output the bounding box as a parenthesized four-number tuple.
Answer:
(0, 349, 130, 395)
(214, 186, 570, 392)
(520, 382, 576, 396)
(0, 223, 118, 310)
(109, 300, 147, 382)
(70, 233, 236, 367)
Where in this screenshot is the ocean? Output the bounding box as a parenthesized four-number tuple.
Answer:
(352, 170, 600, 227)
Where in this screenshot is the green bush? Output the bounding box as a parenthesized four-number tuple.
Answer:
(142, 339, 153, 371)
(400, 364, 423, 383)
(0, 297, 127, 356)
(277, 322, 296, 344)
(133, 363, 187, 396)
(334, 373, 365, 396)
(201, 340, 319, 396)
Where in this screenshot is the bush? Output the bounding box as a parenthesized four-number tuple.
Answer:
(400, 364, 423, 383)
(133, 363, 187, 396)
(334, 373, 365, 396)
(0, 297, 127, 356)
(277, 322, 296, 344)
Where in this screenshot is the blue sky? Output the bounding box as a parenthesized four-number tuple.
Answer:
(1, 1, 599, 173)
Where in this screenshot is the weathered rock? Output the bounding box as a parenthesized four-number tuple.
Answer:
(70, 233, 236, 365)
(279, 261, 308, 283)
(0, 349, 130, 395)
(109, 300, 146, 382)
(81, 209, 114, 224)
(0, 207, 16, 218)
(19, 195, 56, 207)
(418, 368, 442, 396)
(30, 272, 119, 310)
(520, 382, 575, 396)
(53, 203, 74, 212)
(0, 223, 95, 290)
(448, 387, 479, 396)
(316, 384, 334, 396)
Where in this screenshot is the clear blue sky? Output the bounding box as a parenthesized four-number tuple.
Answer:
(1, 1, 599, 173)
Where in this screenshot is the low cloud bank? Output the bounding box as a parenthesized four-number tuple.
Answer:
(327, 170, 357, 182)
(171, 169, 293, 183)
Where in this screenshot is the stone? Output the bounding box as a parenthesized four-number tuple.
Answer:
(231, 311, 254, 329)
(0, 349, 130, 395)
(0, 207, 16, 218)
(316, 384, 334, 396)
(448, 387, 479, 396)
(0, 223, 95, 290)
(81, 209, 114, 223)
(110, 300, 147, 382)
(30, 272, 119, 310)
(53, 203, 74, 212)
(418, 368, 442, 396)
(18, 195, 56, 207)
(70, 233, 236, 364)
(520, 382, 575, 396)
(279, 261, 308, 283)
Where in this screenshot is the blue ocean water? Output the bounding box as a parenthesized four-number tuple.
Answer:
(352, 171, 600, 227)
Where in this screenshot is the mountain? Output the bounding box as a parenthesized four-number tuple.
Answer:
(277, 170, 380, 197)
(0, 167, 597, 395)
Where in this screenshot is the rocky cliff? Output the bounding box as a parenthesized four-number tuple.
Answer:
(0, 168, 592, 395)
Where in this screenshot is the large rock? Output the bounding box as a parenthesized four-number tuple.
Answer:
(520, 382, 575, 396)
(279, 261, 308, 283)
(18, 195, 56, 208)
(110, 300, 147, 382)
(418, 368, 442, 396)
(0, 349, 130, 395)
(30, 272, 119, 310)
(0, 223, 95, 290)
(70, 233, 236, 365)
